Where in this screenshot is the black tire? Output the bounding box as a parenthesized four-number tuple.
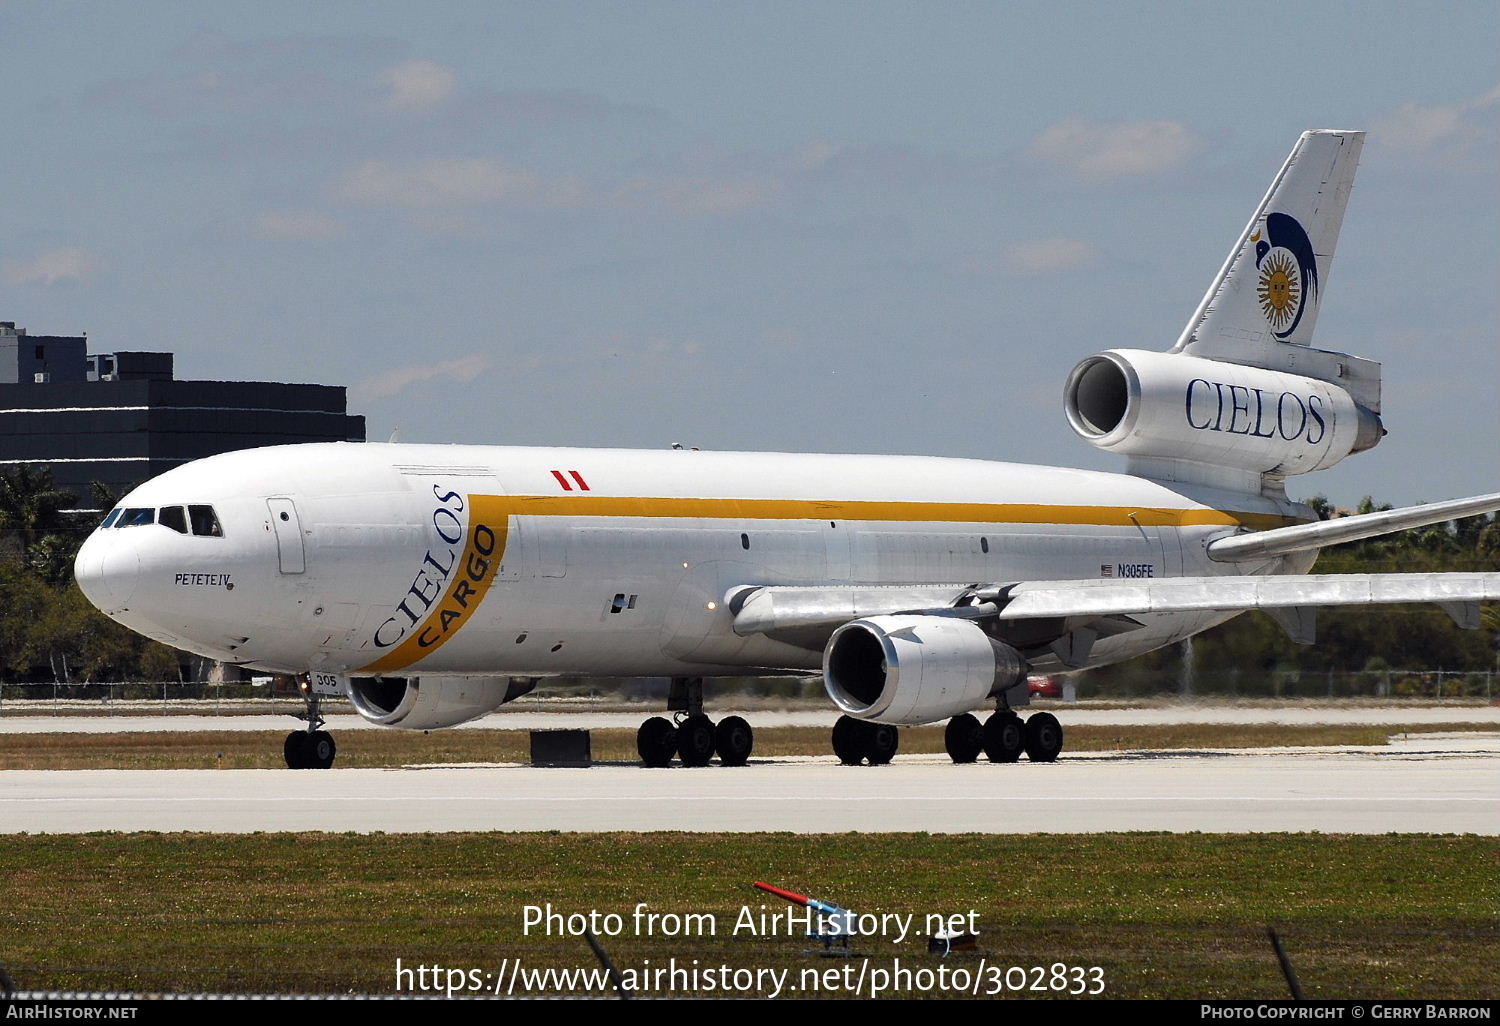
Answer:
(283, 731, 308, 769)
(866, 723, 899, 765)
(944, 713, 984, 763)
(310, 730, 337, 769)
(982, 712, 1025, 763)
(636, 716, 678, 767)
(677, 714, 717, 767)
(714, 715, 754, 766)
(831, 715, 868, 765)
(1023, 712, 1064, 762)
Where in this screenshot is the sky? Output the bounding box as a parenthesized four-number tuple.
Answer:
(2, 1, 1495, 507)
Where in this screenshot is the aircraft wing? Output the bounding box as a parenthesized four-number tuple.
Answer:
(993, 572, 1500, 623)
(729, 572, 1500, 637)
(1207, 492, 1500, 562)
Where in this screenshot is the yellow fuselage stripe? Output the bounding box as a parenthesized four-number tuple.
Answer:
(505, 494, 1296, 530)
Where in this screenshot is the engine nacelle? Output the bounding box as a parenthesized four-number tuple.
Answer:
(347, 675, 515, 730)
(822, 615, 1025, 725)
(1064, 349, 1382, 476)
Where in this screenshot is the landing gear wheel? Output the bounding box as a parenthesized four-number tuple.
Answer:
(283, 731, 309, 769)
(944, 713, 984, 763)
(866, 724, 899, 765)
(982, 711, 1025, 763)
(677, 714, 717, 766)
(637, 716, 678, 767)
(714, 716, 754, 766)
(1023, 712, 1064, 762)
(831, 715, 867, 765)
(309, 730, 337, 769)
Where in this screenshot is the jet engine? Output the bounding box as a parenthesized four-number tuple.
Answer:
(1064, 349, 1382, 476)
(822, 615, 1026, 725)
(347, 675, 517, 730)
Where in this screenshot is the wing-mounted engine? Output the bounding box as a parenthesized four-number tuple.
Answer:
(822, 615, 1026, 725)
(1064, 349, 1382, 478)
(348, 675, 530, 730)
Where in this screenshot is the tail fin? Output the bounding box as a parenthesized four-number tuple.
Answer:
(1172, 130, 1377, 408)
(1063, 131, 1385, 494)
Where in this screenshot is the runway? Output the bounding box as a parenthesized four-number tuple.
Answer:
(2, 733, 1494, 834)
(3, 701, 1497, 733)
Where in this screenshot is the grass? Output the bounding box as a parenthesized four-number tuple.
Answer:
(0, 833, 1492, 999)
(0, 722, 1491, 770)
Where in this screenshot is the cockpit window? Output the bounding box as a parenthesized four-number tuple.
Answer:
(118, 508, 155, 528)
(100, 508, 122, 528)
(159, 506, 189, 534)
(188, 505, 223, 537)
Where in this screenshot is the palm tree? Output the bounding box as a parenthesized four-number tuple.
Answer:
(0, 465, 73, 553)
(0, 465, 80, 583)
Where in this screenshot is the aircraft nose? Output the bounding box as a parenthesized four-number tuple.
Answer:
(74, 533, 140, 612)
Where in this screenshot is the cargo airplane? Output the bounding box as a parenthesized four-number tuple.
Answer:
(74, 130, 1500, 769)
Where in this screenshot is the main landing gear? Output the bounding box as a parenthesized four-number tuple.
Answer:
(831, 715, 899, 766)
(636, 677, 755, 768)
(942, 708, 1063, 764)
(284, 677, 337, 769)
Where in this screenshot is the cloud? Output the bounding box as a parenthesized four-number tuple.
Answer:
(1003, 237, 1098, 275)
(797, 140, 842, 170)
(340, 157, 780, 216)
(1372, 84, 1500, 155)
(351, 354, 491, 404)
(1, 248, 100, 286)
(611, 175, 782, 214)
(251, 210, 345, 240)
(954, 237, 1098, 277)
(341, 157, 587, 207)
(1028, 117, 1199, 181)
(382, 59, 456, 112)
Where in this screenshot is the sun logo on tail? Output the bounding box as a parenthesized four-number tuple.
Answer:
(1252, 212, 1319, 340)
(1257, 250, 1302, 330)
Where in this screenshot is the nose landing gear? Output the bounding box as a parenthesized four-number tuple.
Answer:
(284, 677, 337, 769)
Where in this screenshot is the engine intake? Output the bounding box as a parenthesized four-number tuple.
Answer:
(823, 615, 1025, 725)
(348, 675, 515, 730)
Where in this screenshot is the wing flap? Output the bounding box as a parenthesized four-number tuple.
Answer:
(997, 572, 1500, 619)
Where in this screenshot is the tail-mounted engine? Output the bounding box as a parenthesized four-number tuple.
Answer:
(822, 615, 1026, 725)
(1064, 349, 1382, 477)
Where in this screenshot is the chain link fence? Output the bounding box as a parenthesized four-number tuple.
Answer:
(1077, 667, 1497, 700)
(0, 680, 349, 715)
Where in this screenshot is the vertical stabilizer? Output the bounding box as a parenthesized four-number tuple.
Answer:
(1174, 130, 1364, 363)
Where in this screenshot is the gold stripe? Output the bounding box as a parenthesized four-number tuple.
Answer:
(359, 494, 511, 674)
(506, 494, 1295, 530)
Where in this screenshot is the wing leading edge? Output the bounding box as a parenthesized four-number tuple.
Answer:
(730, 572, 1500, 638)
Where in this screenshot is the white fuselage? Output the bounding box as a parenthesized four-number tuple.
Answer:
(74, 442, 1311, 679)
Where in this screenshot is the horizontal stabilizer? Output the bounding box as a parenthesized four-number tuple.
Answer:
(1208, 492, 1500, 562)
(995, 572, 1500, 621)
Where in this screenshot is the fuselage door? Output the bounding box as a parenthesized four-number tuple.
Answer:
(267, 497, 306, 574)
